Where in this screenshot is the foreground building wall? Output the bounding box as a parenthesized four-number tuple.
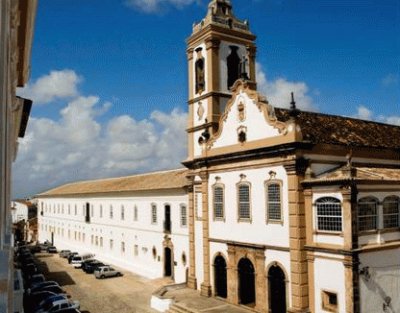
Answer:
(0, 0, 37, 312)
(36, 169, 190, 283)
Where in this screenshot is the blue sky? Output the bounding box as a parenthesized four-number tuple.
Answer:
(13, 0, 400, 198)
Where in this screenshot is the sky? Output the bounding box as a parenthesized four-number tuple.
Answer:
(13, 0, 400, 198)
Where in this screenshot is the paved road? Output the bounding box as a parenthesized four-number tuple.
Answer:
(34, 253, 164, 313)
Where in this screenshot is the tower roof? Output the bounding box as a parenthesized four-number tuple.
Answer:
(192, 0, 251, 35)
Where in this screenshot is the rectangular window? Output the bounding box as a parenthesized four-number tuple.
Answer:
(383, 197, 399, 228)
(134, 245, 139, 256)
(121, 242, 125, 253)
(110, 205, 113, 219)
(180, 205, 187, 227)
(322, 290, 338, 312)
(110, 239, 114, 250)
(358, 198, 377, 231)
(267, 183, 282, 221)
(213, 186, 224, 219)
(316, 198, 342, 232)
(151, 204, 157, 224)
(134, 205, 138, 221)
(121, 206, 125, 220)
(100, 237, 103, 247)
(74, 205, 77, 216)
(238, 184, 251, 220)
(100, 205, 103, 218)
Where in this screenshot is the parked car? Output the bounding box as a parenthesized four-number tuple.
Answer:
(32, 294, 67, 313)
(94, 266, 122, 279)
(47, 246, 57, 253)
(28, 281, 59, 293)
(80, 259, 97, 271)
(83, 261, 105, 274)
(71, 254, 94, 268)
(34, 298, 79, 313)
(51, 309, 81, 313)
(33, 285, 66, 295)
(25, 273, 45, 288)
(59, 250, 71, 258)
(25, 291, 59, 309)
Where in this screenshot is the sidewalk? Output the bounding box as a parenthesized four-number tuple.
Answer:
(166, 288, 255, 313)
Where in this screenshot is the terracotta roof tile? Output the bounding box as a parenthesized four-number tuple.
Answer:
(275, 108, 400, 149)
(37, 168, 188, 197)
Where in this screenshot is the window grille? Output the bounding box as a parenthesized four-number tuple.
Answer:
(213, 186, 224, 219)
(151, 204, 157, 224)
(383, 196, 399, 228)
(267, 183, 282, 221)
(180, 205, 187, 227)
(316, 197, 342, 231)
(238, 184, 251, 220)
(358, 197, 378, 231)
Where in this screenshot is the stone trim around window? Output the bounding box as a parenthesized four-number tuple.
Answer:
(265, 179, 283, 224)
(212, 179, 225, 222)
(236, 175, 252, 223)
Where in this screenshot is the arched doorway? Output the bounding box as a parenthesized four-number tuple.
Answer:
(214, 255, 227, 298)
(268, 265, 286, 313)
(164, 247, 172, 277)
(238, 258, 255, 306)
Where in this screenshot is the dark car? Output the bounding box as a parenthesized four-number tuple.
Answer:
(32, 294, 67, 313)
(47, 246, 57, 253)
(52, 308, 81, 313)
(32, 284, 66, 295)
(30, 244, 42, 253)
(28, 281, 60, 294)
(67, 252, 78, 264)
(84, 261, 105, 274)
(25, 291, 58, 311)
(80, 259, 97, 271)
(25, 273, 45, 289)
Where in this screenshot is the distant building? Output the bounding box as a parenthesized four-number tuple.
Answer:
(11, 199, 37, 224)
(36, 1, 399, 313)
(0, 0, 37, 312)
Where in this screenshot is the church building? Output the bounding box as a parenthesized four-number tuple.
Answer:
(36, 1, 400, 313)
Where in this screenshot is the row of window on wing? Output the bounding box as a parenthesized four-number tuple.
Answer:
(316, 196, 400, 232)
(195, 45, 248, 95)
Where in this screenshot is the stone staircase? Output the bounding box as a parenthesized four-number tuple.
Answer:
(166, 303, 197, 313)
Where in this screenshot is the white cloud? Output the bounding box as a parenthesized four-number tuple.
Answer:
(125, 0, 196, 13)
(256, 63, 316, 111)
(17, 69, 81, 104)
(382, 73, 399, 87)
(355, 105, 373, 121)
(354, 105, 400, 126)
(12, 71, 188, 198)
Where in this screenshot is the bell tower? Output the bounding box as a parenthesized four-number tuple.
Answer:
(186, 0, 257, 160)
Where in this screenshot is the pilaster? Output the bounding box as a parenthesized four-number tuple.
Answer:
(186, 174, 197, 289)
(254, 250, 267, 313)
(227, 245, 238, 304)
(284, 161, 310, 313)
(200, 170, 212, 297)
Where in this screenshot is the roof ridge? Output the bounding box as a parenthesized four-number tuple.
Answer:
(275, 107, 400, 128)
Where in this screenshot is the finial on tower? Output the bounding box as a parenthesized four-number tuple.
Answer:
(289, 92, 300, 118)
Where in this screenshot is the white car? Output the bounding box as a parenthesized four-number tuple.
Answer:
(34, 298, 80, 313)
(94, 265, 123, 279)
(70, 253, 94, 268)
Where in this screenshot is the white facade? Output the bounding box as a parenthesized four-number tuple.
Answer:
(11, 200, 36, 223)
(37, 185, 190, 283)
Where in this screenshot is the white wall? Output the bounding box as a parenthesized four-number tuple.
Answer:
(208, 166, 289, 247)
(37, 191, 189, 283)
(313, 255, 346, 313)
(359, 249, 400, 313)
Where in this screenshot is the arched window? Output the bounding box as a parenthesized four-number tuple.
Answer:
(358, 197, 378, 231)
(315, 197, 342, 232)
(227, 46, 240, 89)
(195, 48, 205, 94)
(213, 184, 225, 220)
(266, 182, 282, 222)
(238, 182, 251, 220)
(383, 196, 399, 229)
